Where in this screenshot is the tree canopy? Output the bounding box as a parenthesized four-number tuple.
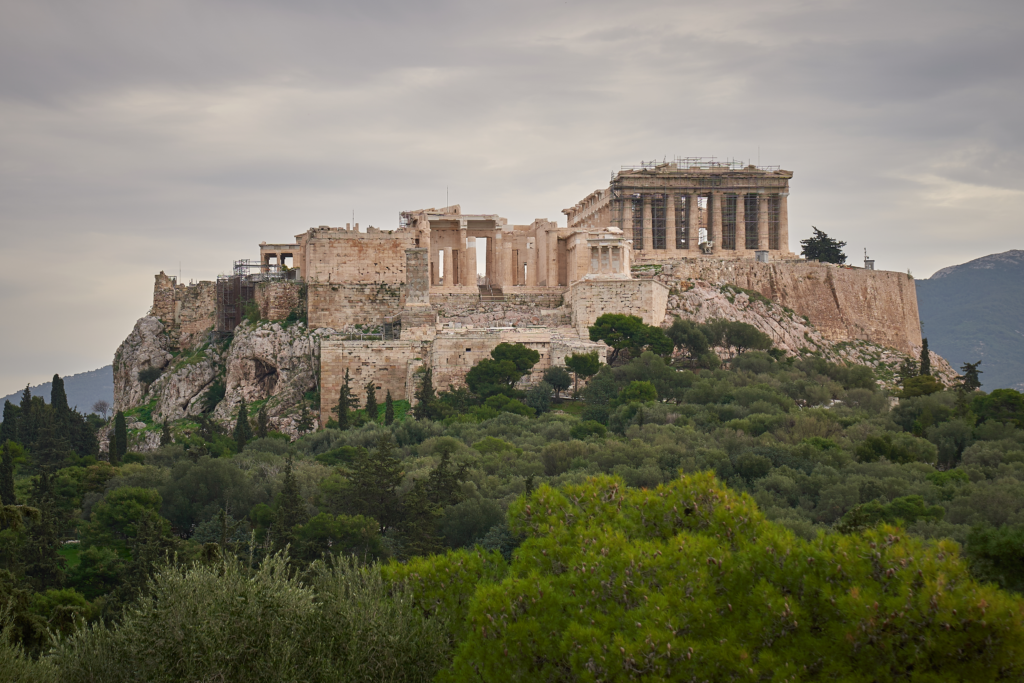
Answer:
(589, 314, 673, 364)
(800, 227, 847, 264)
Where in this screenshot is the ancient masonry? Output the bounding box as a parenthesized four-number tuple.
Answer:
(145, 157, 924, 426)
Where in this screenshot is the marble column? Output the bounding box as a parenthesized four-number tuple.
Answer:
(642, 195, 653, 251)
(547, 230, 558, 286)
(458, 221, 468, 286)
(467, 237, 477, 286)
(501, 234, 514, 288)
(621, 196, 633, 236)
(665, 194, 677, 254)
(778, 193, 790, 254)
(758, 195, 770, 251)
(687, 193, 699, 251)
(710, 192, 722, 252)
(735, 193, 746, 254)
(443, 247, 454, 288)
(526, 239, 537, 286)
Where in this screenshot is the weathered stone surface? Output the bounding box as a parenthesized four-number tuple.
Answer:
(256, 281, 303, 321)
(213, 321, 336, 435)
(152, 354, 222, 422)
(113, 316, 174, 412)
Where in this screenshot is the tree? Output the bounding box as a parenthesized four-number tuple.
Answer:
(233, 397, 253, 453)
(91, 399, 110, 420)
(588, 314, 671, 365)
(618, 380, 657, 404)
(18, 385, 37, 447)
(334, 369, 356, 430)
(347, 434, 404, 531)
(254, 404, 270, 439)
(364, 381, 378, 424)
(22, 471, 66, 590)
(384, 390, 395, 426)
(412, 368, 438, 420)
(564, 351, 600, 397)
(393, 472, 1024, 681)
(0, 440, 16, 505)
(800, 226, 847, 264)
(296, 402, 315, 435)
(112, 410, 127, 465)
(666, 318, 709, 364)
(1, 400, 19, 445)
(50, 374, 71, 440)
(542, 366, 571, 401)
(32, 411, 71, 472)
(960, 360, 983, 392)
(160, 420, 173, 446)
(466, 343, 541, 398)
(897, 356, 919, 384)
(274, 454, 308, 552)
(918, 337, 931, 376)
(524, 381, 553, 414)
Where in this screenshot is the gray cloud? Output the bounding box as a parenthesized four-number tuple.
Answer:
(1, 0, 1022, 390)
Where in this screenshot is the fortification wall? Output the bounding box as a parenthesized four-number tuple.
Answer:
(304, 232, 414, 284)
(307, 282, 405, 331)
(256, 281, 303, 321)
(566, 279, 670, 336)
(661, 259, 922, 355)
(151, 272, 217, 350)
(319, 339, 428, 424)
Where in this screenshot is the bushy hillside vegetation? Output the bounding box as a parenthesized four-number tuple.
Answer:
(3, 319, 1024, 679)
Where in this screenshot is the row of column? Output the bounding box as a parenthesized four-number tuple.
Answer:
(625, 191, 788, 253)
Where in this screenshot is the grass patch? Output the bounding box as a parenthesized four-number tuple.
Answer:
(59, 544, 81, 569)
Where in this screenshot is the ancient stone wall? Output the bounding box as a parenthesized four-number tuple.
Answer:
(662, 259, 922, 355)
(319, 339, 429, 423)
(307, 282, 405, 331)
(304, 230, 414, 284)
(566, 279, 670, 336)
(150, 272, 217, 350)
(256, 281, 303, 321)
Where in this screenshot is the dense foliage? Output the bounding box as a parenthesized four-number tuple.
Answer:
(4, 338, 1024, 679)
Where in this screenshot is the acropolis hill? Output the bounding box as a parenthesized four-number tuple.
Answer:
(111, 157, 946, 446)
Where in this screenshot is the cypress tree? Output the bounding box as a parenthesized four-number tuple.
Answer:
(275, 454, 308, 552)
(920, 338, 931, 376)
(23, 470, 66, 590)
(160, 420, 173, 446)
(0, 441, 16, 505)
(233, 397, 254, 453)
(348, 434, 403, 531)
(365, 381, 378, 424)
(112, 410, 127, 465)
(33, 411, 71, 472)
(0, 400, 18, 445)
(19, 385, 37, 446)
(51, 374, 71, 438)
(334, 370, 355, 430)
(412, 368, 437, 420)
(384, 390, 395, 426)
(255, 404, 270, 439)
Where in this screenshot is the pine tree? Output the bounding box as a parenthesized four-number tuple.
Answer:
(233, 397, 254, 453)
(334, 370, 355, 430)
(920, 338, 931, 376)
(255, 404, 270, 439)
(412, 368, 437, 420)
(365, 381, 378, 424)
(960, 360, 983, 392)
(897, 357, 919, 384)
(275, 454, 308, 552)
(112, 410, 127, 465)
(296, 402, 315, 435)
(160, 420, 173, 446)
(0, 400, 18, 445)
(799, 227, 847, 264)
(0, 441, 16, 505)
(384, 390, 395, 426)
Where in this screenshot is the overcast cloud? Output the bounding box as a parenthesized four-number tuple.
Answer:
(1, 0, 1022, 391)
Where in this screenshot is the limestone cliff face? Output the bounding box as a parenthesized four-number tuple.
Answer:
(212, 321, 334, 435)
(112, 317, 174, 413)
(152, 354, 223, 422)
(662, 280, 957, 389)
(663, 260, 922, 356)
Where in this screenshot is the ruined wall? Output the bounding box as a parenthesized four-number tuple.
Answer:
(662, 260, 922, 355)
(566, 279, 670, 336)
(307, 283, 405, 331)
(319, 339, 428, 423)
(151, 272, 217, 350)
(304, 231, 414, 284)
(256, 281, 303, 321)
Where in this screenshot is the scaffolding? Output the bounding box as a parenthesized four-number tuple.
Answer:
(215, 275, 256, 335)
(768, 195, 781, 251)
(744, 195, 760, 250)
(618, 156, 781, 173)
(721, 194, 737, 250)
(651, 194, 666, 249)
(232, 259, 298, 282)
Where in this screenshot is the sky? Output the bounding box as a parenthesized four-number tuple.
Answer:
(1, 0, 1022, 391)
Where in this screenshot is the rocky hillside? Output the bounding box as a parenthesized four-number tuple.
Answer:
(917, 249, 1024, 391)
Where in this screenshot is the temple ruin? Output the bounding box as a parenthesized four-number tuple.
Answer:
(148, 157, 922, 425)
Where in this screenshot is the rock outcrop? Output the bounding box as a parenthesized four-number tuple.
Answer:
(112, 317, 173, 413)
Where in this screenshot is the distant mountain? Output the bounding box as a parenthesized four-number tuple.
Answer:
(917, 250, 1024, 391)
(0, 365, 114, 417)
